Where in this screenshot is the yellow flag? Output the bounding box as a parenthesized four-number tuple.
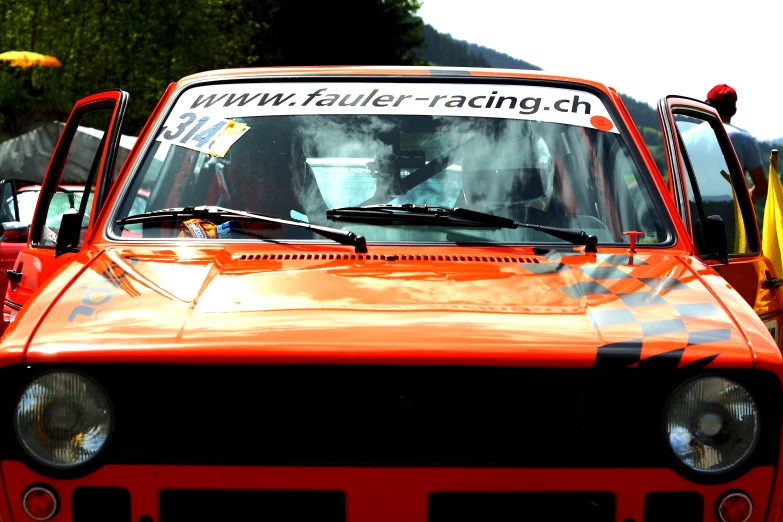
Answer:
(763, 150, 783, 276)
(721, 170, 747, 254)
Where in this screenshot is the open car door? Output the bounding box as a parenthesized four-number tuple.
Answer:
(3, 90, 129, 328)
(0, 179, 32, 311)
(658, 95, 783, 345)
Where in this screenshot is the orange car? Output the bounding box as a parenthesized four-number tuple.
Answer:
(0, 182, 87, 320)
(1, 67, 782, 522)
(0, 181, 148, 334)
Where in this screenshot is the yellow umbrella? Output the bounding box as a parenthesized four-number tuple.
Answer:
(40, 55, 61, 67)
(0, 51, 61, 68)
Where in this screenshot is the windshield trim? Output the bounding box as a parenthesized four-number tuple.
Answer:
(105, 75, 676, 249)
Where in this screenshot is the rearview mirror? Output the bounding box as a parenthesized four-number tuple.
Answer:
(55, 212, 82, 257)
(705, 214, 728, 264)
(0, 221, 30, 243)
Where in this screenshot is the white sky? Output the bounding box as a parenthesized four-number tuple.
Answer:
(419, 0, 783, 141)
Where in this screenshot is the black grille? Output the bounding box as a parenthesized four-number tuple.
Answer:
(115, 365, 672, 467)
(160, 490, 345, 522)
(0, 365, 779, 472)
(429, 492, 615, 522)
(644, 492, 703, 522)
(73, 487, 131, 522)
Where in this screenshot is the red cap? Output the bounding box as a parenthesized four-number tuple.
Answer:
(707, 84, 738, 102)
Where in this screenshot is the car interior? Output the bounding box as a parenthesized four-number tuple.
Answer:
(116, 115, 667, 245)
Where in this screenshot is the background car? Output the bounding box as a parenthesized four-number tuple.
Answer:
(0, 180, 148, 333)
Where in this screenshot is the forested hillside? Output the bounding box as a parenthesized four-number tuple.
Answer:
(422, 24, 539, 72)
(422, 25, 783, 176)
(422, 25, 490, 68)
(3, 6, 779, 172)
(0, 0, 427, 138)
(618, 94, 666, 173)
(422, 26, 667, 171)
(460, 41, 540, 72)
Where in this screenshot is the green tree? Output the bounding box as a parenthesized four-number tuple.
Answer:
(226, 0, 426, 68)
(0, 0, 426, 138)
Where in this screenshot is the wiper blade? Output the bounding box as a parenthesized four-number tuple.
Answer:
(327, 204, 598, 252)
(328, 204, 515, 227)
(117, 205, 368, 253)
(517, 223, 598, 253)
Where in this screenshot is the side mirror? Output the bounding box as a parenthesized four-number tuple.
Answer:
(0, 221, 30, 243)
(55, 212, 82, 257)
(705, 214, 728, 264)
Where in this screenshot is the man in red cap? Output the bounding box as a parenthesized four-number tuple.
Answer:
(706, 83, 767, 202)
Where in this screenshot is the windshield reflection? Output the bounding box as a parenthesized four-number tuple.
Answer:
(117, 113, 668, 245)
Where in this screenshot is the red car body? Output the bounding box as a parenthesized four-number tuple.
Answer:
(0, 183, 147, 334)
(1, 183, 83, 317)
(0, 67, 782, 522)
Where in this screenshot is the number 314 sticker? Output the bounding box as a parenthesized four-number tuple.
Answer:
(157, 112, 250, 157)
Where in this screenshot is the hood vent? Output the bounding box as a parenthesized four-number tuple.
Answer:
(238, 253, 542, 264)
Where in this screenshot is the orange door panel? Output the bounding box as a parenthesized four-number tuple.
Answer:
(2, 90, 129, 328)
(658, 95, 783, 343)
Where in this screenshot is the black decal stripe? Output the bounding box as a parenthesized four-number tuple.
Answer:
(557, 253, 590, 262)
(595, 339, 643, 369)
(617, 292, 667, 307)
(688, 329, 732, 346)
(673, 303, 722, 317)
(522, 263, 570, 274)
(588, 309, 636, 328)
(597, 254, 647, 266)
(681, 353, 719, 369)
(532, 248, 588, 261)
(559, 282, 611, 299)
(640, 318, 687, 337)
(637, 348, 685, 369)
(580, 267, 631, 280)
(638, 277, 689, 291)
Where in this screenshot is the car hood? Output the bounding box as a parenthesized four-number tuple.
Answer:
(25, 246, 752, 367)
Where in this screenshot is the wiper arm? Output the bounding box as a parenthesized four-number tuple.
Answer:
(117, 205, 368, 253)
(327, 204, 598, 252)
(517, 223, 598, 253)
(328, 204, 516, 227)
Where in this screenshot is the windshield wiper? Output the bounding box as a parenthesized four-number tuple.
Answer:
(326, 204, 598, 252)
(117, 205, 368, 253)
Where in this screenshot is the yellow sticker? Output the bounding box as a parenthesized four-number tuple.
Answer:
(207, 120, 249, 157)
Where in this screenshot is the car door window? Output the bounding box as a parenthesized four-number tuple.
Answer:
(1, 181, 16, 222)
(14, 190, 39, 224)
(675, 113, 756, 256)
(34, 107, 113, 248)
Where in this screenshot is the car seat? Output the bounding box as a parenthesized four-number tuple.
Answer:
(458, 126, 617, 244)
(459, 127, 552, 222)
(215, 123, 329, 237)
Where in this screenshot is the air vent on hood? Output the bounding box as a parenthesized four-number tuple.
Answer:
(237, 253, 542, 263)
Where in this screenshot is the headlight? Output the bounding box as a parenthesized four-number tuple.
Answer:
(14, 371, 112, 469)
(664, 376, 759, 474)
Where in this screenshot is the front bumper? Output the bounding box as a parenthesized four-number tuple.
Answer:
(1, 462, 776, 522)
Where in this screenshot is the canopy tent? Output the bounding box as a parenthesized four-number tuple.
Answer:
(0, 122, 137, 185)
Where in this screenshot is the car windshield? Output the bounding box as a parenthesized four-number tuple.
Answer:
(113, 81, 671, 245)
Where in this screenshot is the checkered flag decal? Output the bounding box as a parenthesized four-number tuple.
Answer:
(522, 252, 732, 369)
